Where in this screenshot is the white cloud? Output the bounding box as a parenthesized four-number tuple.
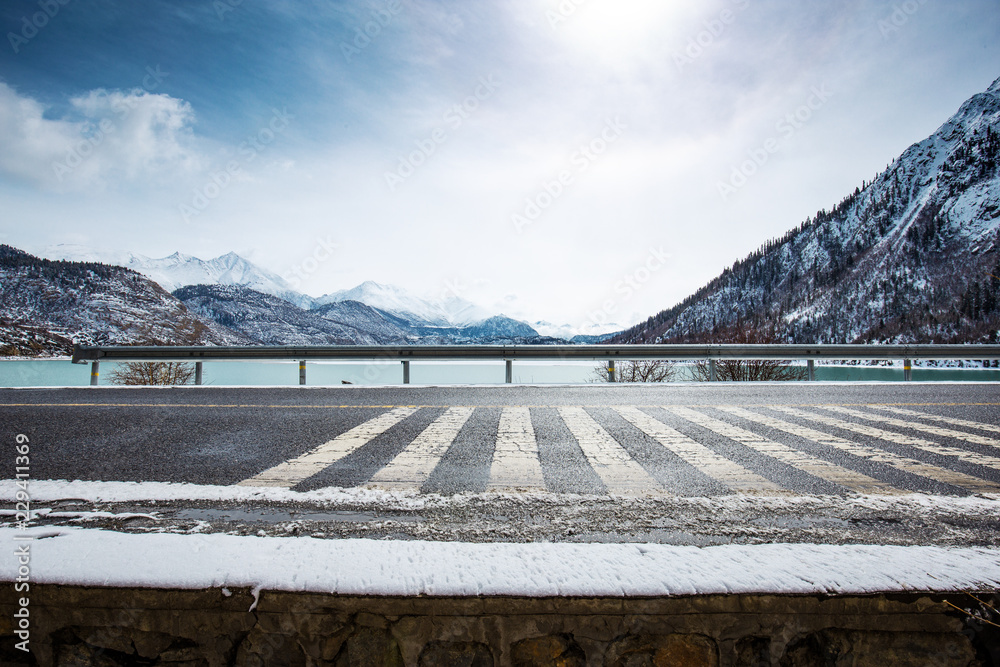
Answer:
(0, 83, 204, 191)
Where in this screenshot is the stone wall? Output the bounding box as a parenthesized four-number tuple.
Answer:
(1, 586, 997, 666)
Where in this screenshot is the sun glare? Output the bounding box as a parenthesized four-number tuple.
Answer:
(544, 0, 697, 66)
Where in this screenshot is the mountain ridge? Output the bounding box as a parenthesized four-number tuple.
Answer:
(45, 244, 312, 309)
(612, 77, 1000, 345)
(173, 285, 564, 346)
(0, 245, 247, 350)
(41, 245, 594, 336)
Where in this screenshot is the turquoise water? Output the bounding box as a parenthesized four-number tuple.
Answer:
(0, 359, 594, 386)
(1, 358, 999, 386)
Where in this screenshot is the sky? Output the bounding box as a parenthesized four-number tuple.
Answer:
(0, 0, 998, 332)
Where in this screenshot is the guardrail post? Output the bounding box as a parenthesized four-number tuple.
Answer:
(904, 358, 912, 382)
(402, 360, 410, 384)
(607, 360, 616, 383)
(90, 360, 99, 386)
(299, 360, 306, 386)
(807, 359, 815, 382)
(708, 359, 717, 382)
(505, 359, 512, 384)
(195, 362, 203, 386)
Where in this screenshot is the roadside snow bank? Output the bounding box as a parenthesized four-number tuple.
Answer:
(4, 479, 1000, 515)
(2, 528, 997, 597)
(0, 479, 427, 508)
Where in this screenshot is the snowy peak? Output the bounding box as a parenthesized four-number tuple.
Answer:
(43, 243, 140, 267)
(316, 281, 490, 327)
(532, 320, 621, 340)
(163, 251, 195, 264)
(41, 244, 312, 309)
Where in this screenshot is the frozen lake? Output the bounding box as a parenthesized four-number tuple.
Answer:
(1, 358, 999, 387)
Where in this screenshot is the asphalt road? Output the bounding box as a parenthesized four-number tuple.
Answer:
(3, 384, 999, 544)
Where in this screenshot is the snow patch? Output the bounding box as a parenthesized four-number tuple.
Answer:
(2, 527, 997, 596)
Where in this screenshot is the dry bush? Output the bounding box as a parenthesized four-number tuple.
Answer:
(592, 359, 676, 383)
(690, 358, 807, 382)
(109, 362, 195, 386)
(689, 322, 807, 382)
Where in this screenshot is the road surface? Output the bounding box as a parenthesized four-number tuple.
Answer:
(2, 384, 999, 544)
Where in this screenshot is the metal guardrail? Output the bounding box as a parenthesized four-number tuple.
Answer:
(71, 344, 1000, 385)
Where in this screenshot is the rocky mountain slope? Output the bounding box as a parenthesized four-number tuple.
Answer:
(175, 285, 562, 345)
(174, 285, 403, 345)
(311, 300, 415, 342)
(0, 322, 75, 357)
(614, 76, 1000, 345)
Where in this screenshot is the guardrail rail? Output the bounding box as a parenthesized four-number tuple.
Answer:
(71, 344, 1000, 385)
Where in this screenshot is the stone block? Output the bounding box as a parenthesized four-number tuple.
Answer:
(734, 636, 771, 667)
(778, 629, 976, 666)
(509, 634, 586, 667)
(234, 629, 309, 667)
(335, 627, 403, 667)
(418, 640, 494, 666)
(604, 633, 719, 666)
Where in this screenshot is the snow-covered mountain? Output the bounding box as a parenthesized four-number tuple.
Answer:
(174, 285, 564, 345)
(44, 245, 312, 309)
(35, 248, 610, 342)
(315, 281, 491, 327)
(174, 285, 397, 345)
(531, 320, 620, 341)
(613, 76, 1000, 345)
(0, 246, 246, 349)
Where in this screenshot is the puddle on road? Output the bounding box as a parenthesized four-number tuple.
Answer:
(175, 507, 425, 524)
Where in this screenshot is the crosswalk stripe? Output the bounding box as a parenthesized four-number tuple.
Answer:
(614, 407, 783, 494)
(558, 407, 661, 495)
(487, 407, 545, 490)
(869, 405, 1000, 438)
(666, 406, 900, 494)
(824, 405, 1000, 450)
(238, 407, 417, 488)
(772, 407, 1000, 473)
(718, 406, 1000, 494)
(366, 407, 474, 490)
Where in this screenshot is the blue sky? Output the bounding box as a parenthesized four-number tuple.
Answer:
(1, 0, 999, 331)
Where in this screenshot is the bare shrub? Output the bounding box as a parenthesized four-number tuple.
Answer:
(689, 322, 807, 381)
(109, 362, 195, 386)
(592, 359, 676, 383)
(690, 358, 807, 382)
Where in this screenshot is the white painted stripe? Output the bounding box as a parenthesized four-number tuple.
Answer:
(366, 407, 474, 490)
(487, 407, 545, 490)
(718, 406, 1000, 494)
(238, 407, 417, 488)
(666, 407, 899, 494)
(614, 407, 783, 494)
(868, 405, 1000, 439)
(558, 407, 661, 495)
(773, 407, 1000, 473)
(825, 405, 1000, 450)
